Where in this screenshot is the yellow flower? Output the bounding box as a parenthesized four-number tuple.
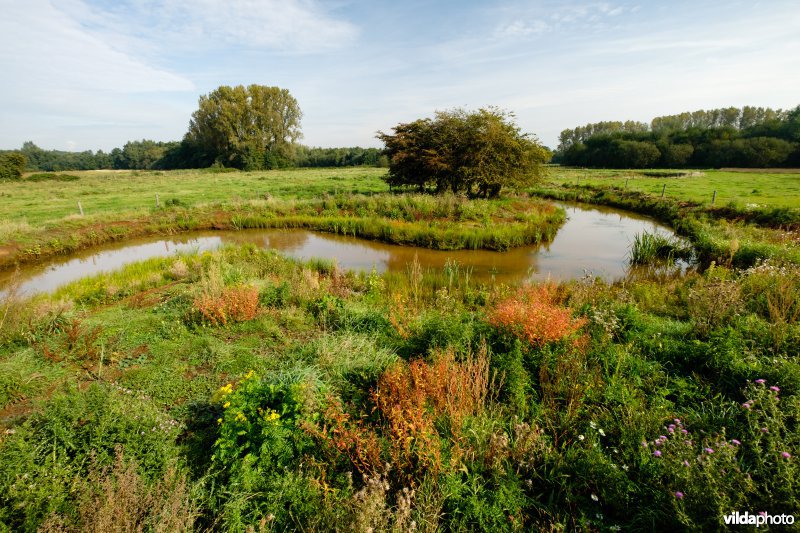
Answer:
(235, 412, 248, 423)
(217, 418, 223, 424)
(223, 401, 231, 409)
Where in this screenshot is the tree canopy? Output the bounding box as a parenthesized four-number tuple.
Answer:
(0, 152, 25, 180)
(184, 84, 303, 170)
(554, 105, 800, 168)
(377, 108, 548, 198)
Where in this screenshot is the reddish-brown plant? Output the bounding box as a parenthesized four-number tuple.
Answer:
(193, 285, 259, 326)
(488, 283, 586, 347)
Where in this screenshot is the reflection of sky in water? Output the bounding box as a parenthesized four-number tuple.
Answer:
(0, 202, 680, 297)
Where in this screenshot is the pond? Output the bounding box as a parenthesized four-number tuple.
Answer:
(0, 202, 678, 297)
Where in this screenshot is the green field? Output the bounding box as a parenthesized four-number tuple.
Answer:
(548, 167, 800, 208)
(1, 167, 800, 531)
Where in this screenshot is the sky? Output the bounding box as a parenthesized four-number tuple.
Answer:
(1, 0, 799, 152)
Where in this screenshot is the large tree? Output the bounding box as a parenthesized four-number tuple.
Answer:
(377, 108, 548, 198)
(185, 84, 302, 170)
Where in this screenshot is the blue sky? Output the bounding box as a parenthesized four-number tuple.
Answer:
(1, 0, 799, 151)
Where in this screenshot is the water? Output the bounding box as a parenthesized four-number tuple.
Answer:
(0, 202, 678, 296)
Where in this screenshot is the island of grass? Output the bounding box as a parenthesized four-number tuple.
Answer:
(0, 168, 564, 270)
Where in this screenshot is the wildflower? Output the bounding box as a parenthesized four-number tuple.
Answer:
(217, 418, 223, 424)
(653, 450, 662, 457)
(761, 427, 769, 433)
(770, 386, 780, 392)
(598, 428, 606, 437)
(674, 418, 681, 424)
(641, 441, 648, 448)
(668, 424, 676, 430)
(704, 447, 714, 454)
(223, 401, 231, 409)
(590, 421, 597, 429)
(675, 491, 684, 499)
(659, 435, 668, 441)
(578, 434, 585, 441)
(781, 452, 791, 459)
(755, 379, 766, 385)
(682, 460, 690, 467)
(668, 427, 675, 433)
(591, 493, 599, 502)
(731, 439, 741, 446)
(681, 429, 689, 434)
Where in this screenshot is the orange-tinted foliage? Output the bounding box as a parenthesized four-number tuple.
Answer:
(372, 346, 491, 480)
(303, 397, 383, 477)
(488, 283, 586, 347)
(193, 285, 259, 326)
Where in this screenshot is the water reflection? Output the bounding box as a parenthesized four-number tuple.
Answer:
(0, 202, 680, 296)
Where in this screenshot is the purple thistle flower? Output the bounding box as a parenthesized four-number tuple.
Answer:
(704, 447, 714, 454)
(731, 439, 741, 446)
(742, 403, 751, 409)
(668, 424, 676, 430)
(681, 429, 689, 434)
(761, 427, 769, 433)
(770, 386, 780, 392)
(781, 452, 791, 459)
(682, 460, 690, 467)
(675, 491, 684, 499)
(642, 440, 648, 448)
(674, 418, 681, 424)
(755, 379, 766, 385)
(659, 435, 668, 441)
(653, 450, 662, 457)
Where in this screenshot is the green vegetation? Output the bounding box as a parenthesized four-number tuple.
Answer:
(1, 235, 799, 530)
(378, 108, 549, 197)
(555, 105, 800, 168)
(0, 152, 25, 181)
(2, 164, 800, 530)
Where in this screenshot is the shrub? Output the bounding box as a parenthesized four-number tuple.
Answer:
(488, 284, 587, 348)
(0, 152, 25, 180)
(192, 285, 259, 326)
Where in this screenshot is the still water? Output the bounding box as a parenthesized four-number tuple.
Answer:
(0, 203, 677, 296)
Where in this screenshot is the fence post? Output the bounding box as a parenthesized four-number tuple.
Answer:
(155, 193, 160, 208)
(711, 190, 716, 206)
(661, 184, 666, 198)
(78, 201, 84, 216)
(625, 178, 629, 189)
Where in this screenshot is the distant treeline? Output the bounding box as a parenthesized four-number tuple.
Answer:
(554, 105, 800, 168)
(1, 141, 387, 172)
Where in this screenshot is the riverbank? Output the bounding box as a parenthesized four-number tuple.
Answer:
(529, 171, 800, 267)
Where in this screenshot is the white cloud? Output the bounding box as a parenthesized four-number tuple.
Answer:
(93, 0, 359, 53)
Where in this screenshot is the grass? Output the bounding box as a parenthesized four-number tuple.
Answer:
(548, 167, 800, 209)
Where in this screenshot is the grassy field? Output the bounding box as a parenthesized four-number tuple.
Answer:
(547, 167, 800, 208)
(1, 166, 800, 530)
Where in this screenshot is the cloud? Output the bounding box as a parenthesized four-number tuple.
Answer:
(90, 0, 359, 53)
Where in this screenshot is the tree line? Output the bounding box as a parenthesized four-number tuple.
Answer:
(554, 105, 800, 168)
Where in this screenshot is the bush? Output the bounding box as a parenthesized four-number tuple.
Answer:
(0, 152, 25, 180)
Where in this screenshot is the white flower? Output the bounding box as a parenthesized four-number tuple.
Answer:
(591, 493, 599, 502)
(578, 434, 585, 440)
(598, 428, 606, 437)
(590, 421, 597, 429)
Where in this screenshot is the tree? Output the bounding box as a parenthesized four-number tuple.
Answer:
(377, 108, 548, 198)
(0, 152, 26, 180)
(184, 85, 302, 170)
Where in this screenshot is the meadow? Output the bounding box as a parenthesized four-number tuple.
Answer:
(0, 167, 799, 531)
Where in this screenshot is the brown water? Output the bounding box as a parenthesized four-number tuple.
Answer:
(0, 203, 679, 296)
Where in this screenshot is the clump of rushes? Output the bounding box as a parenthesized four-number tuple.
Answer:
(628, 230, 688, 265)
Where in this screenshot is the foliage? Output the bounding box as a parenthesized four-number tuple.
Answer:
(378, 107, 549, 197)
(184, 84, 302, 170)
(488, 284, 587, 348)
(0, 152, 26, 180)
(554, 104, 800, 168)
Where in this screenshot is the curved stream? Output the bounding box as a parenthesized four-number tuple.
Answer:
(0, 202, 678, 297)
